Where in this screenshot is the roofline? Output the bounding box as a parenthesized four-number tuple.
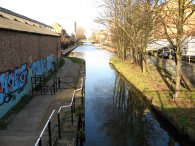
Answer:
(0, 27, 60, 37)
(0, 7, 53, 29)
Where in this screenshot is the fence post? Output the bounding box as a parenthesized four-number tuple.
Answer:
(58, 77, 61, 89)
(38, 139, 42, 146)
(73, 96, 76, 112)
(71, 105, 74, 125)
(189, 56, 191, 64)
(57, 113, 61, 140)
(81, 87, 84, 105)
(48, 121, 52, 146)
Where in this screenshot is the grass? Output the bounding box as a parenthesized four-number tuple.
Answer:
(110, 56, 195, 135)
(58, 57, 65, 68)
(0, 95, 33, 129)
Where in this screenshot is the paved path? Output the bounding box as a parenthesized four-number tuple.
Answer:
(62, 45, 79, 55)
(0, 58, 83, 146)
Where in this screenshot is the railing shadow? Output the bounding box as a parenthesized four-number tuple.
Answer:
(34, 78, 85, 146)
(156, 57, 175, 94)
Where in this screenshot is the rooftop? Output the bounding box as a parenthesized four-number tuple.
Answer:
(0, 7, 59, 36)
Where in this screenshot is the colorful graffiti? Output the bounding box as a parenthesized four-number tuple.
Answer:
(32, 55, 54, 76)
(0, 64, 28, 106)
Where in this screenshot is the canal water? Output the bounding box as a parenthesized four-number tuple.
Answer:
(70, 43, 193, 146)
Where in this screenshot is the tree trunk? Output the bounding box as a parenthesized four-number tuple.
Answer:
(122, 47, 126, 61)
(142, 56, 148, 74)
(174, 54, 182, 100)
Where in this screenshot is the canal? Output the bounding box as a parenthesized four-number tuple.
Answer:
(70, 43, 193, 146)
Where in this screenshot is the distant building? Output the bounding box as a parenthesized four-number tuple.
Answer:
(149, 0, 195, 57)
(52, 23, 64, 34)
(52, 22, 76, 49)
(0, 7, 60, 118)
(155, 0, 195, 38)
(93, 30, 112, 46)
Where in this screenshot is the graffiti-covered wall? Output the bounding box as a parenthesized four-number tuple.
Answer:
(0, 55, 55, 118)
(0, 64, 28, 106)
(32, 55, 54, 76)
(0, 30, 60, 118)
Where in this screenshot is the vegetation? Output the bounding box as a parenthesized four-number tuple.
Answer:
(110, 57, 195, 135)
(76, 27, 86, 41)
(58, 57, 66, 68)
(97, 0, 195, 99)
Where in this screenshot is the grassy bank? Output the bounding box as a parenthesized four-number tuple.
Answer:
(110, 56, 195, 142)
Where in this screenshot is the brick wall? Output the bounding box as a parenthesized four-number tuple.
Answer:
(0, 30, 60, 118)
(0, 30, 60, 72)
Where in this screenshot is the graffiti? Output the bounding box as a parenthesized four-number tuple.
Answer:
(32, 55, 54, 76)
(3, 93, 16, 104)
(0, 55, 54, 107)
(0, 64, 28, 106)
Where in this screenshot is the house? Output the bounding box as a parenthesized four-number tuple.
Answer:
(52, 23, 76, 49)
(150, 0, 195, 58)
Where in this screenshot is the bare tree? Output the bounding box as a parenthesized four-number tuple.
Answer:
(97, 0, 158, 73)
(156, 0, 195, 99)
(76, 27, 86, 41)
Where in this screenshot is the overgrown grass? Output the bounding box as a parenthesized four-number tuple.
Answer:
(110, 56, 195, 133)
(0, 95, 33, 129)
(58, 58, 65, 68)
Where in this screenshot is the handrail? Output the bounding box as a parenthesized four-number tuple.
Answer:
(34, 77, 84, 146)
(34, 110, 56, 146)
(182, 55, 195, 64)
(58, 81, 83, 113)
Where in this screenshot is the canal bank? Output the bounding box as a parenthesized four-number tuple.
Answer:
(70, 43, 194, 146)
(109, 56, 195, 144)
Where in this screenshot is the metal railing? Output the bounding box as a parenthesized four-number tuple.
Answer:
(34, 78, 84, 146)
(147, 50, 195, 64)
(182, 55, 195, 64)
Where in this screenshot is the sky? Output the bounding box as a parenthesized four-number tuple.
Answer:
(0, 0, 103, 36)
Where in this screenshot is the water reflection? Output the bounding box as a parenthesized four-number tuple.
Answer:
(99, 75, 179, 146)
(70, 44, 192, 146)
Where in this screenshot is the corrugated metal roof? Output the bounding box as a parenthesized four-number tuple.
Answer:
(0, 7, 59, 36)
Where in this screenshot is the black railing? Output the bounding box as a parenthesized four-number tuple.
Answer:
(31, 75, 77, 95)
(182, 55, 195, 64)
(34, 78, 85, 146)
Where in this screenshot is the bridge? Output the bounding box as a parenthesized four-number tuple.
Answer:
(81, 39, 95, 44)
